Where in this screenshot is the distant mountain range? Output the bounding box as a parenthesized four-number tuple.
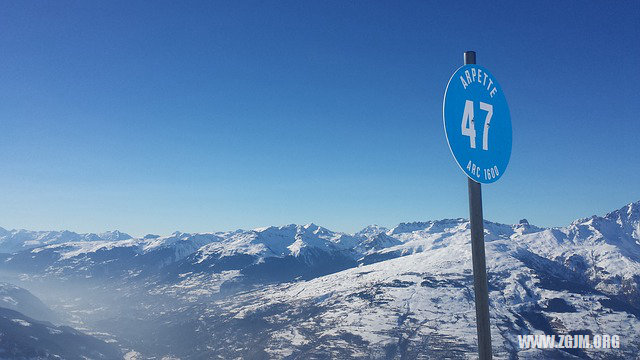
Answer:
(0, 201, 639, 359)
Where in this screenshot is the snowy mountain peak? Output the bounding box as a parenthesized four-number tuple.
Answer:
(252, 224, 298, 235)
(98, 230, 132, 241)
(389, 218, 466, 235)
(605, 200, 640, 225)
(354, 225, 388, 237)
(302, 223, 318, 230)
(569, 200, 639, 227)
(389, 221, 432, 235)
(301, 223, 334, 237)
(561, 200, 640, 249)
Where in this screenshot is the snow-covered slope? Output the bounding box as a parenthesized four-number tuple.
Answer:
(171, 202, 640, 359)
(196, 239, 639, 359)
(0, 201, 639, 358)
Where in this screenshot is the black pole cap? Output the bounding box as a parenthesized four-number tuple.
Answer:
(464, 51, 476, 65)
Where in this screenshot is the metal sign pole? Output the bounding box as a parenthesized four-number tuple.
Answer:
(464, 50, 493, 360)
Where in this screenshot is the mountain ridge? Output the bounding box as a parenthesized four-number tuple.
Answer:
(0, 200, 639, 358)
(2, 200, 638, 254)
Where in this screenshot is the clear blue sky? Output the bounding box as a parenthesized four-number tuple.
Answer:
(1, 1, 639, 236)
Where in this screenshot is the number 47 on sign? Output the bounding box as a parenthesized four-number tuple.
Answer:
(461, 100, 493, 151)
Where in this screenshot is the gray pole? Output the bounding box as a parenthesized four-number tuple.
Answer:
(464, 50, 493, 360)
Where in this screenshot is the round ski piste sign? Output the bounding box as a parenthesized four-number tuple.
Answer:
(443, 65, 512, 184)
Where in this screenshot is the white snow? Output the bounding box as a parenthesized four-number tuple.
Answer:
(11, 318, 31, 327)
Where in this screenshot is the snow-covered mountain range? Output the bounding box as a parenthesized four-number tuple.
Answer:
(0, 201, 639, 359)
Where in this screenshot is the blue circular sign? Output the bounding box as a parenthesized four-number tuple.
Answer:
(443, 65, 512, 184)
